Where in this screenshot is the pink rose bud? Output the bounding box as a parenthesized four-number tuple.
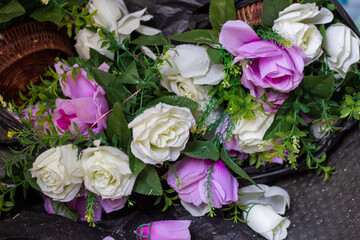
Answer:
(135, 220, 191, 240)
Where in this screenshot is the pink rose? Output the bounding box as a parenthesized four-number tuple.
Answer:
(219, 20, 309, 93)
(167, 157, 238, 216)
(135, 220, 191, 240)
(52, 62, 109, 135)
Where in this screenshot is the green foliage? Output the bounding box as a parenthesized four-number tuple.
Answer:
(133, 165, 163, 196)
(209, 0, 236, 33)
(169, 30, 219, 45)
(85, 191, 99, 227)
(223, 203, 247, 223)
(106, 102, 131, 151)
(146, 95, 199, 112)
(262, 0, 290, 26)
(204, 161, 216, 217)
(0, 0, 25, 23)
(339, 91, 360, 120)
(154, 188, 179, 212)
(220, 148, 257, 186)
(49, 198, 78, 222)
(30, 1, 62, 24)
(131, 34, 169, 46)
(300, 74, 334, 99)
(207, 47, 223, 64)
(300, 0, 328, 7)
(128, 146, 146, 175)
(256, 24, 292, 48)
(182, 140, 219, 161)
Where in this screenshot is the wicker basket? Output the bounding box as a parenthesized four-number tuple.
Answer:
(0, 21, 73, 103)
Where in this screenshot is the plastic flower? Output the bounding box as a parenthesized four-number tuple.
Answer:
(273, 3, 334, 62)
(238, 184, 290, 215)
(219, 20, 308, 93)
(128, 103, 195, 165)
(80, 146, 136, 199)
(30, 145, 84, 202)
(167, 157, 238, 216)
(52, 62, 109, 135)
(135, 220, 191, 240)
(243, 204, 290, 240)
(75, 28, 114, 61)
(324, 23, 360, 78)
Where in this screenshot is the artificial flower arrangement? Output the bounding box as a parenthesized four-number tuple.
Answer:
(0, 0, 360, 239)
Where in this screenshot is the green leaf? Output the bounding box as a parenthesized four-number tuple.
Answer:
(169, 30, 219, 45)
(121, 61, 139, 84)
(209, 0, 236, 32)
(133, 165, 162, 196)
(49, 198, 78, 222)
(147, 95, 199, 112)
(89, 48, 112, 64)
(0, 1, 25, 23)
(131, 33, 168, 45)
(300, 0, 328, 6)
(92, 69, 133, 107)
(263, 95, 296, 140)
(182, 141, 219, 161)
(318, 24, 326, 47)
(128, 146, 146, 175)
(30, 2, 63, 24)
(220, 148, 257, 186)
(300, 74, 334, 99)
(207, 47, 223, 64)
(106, 102, 131, 150)
(23, 162, 41, 192)
(262, 0, 290, 26)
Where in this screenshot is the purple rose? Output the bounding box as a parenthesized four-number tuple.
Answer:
(135, 220, 191, 240)
(55, 62, 109, 99)
(219, 20, 309, 93)
(43, 192, 126, 222)
(167, 157, 238, 216)
(52, 62, 109, 135)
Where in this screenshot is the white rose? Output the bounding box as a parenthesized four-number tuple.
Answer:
(243, 204, 290, 240)
(75, 28, 114, 61)
(80, 146, 136, 199)
(87, 0, 128, 32)
(88, 0, 160, 43)
(232, 112, 275, 153)
(324, 23, 360, 78)
(30, 145, 84, 202)
(128, 103, 196, 165)
(273, 22, 323, 62)
(273, 3, 333, 63)
(238, 184, 290, 215)
(275, 3, 333, 24)
(161, 75, 212, 111)
(160, 44, 225, 86)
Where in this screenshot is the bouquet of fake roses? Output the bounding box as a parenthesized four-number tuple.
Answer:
(1, 0, 359, 239)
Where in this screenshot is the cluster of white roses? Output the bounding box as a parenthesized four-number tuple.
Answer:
(274, 3, 360, 77)
(31, 144, 136, 202)
(75, 0, 160, 60)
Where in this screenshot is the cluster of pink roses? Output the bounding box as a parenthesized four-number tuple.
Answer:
(52, 62, 109, 135)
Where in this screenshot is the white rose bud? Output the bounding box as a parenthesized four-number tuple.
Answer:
(238, 184, 290, 215)
(128, 103, 196, 165)
(80, 146, 136, 199)
(273, 22, 323, 63)
(31, 145, 84, 202)
(243, 204, 290, 240)
(324, 23, 360, 79)
(232, 112, 275, 153)
(75, 28, 114, 61)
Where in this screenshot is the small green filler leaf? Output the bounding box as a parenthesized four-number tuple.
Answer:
(262, 0, 291, 26)
(182, 140, 219, 161)
(209, 0, 236, 32)
(147, 95, 199, 112)
(133, 165, 163, 196)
